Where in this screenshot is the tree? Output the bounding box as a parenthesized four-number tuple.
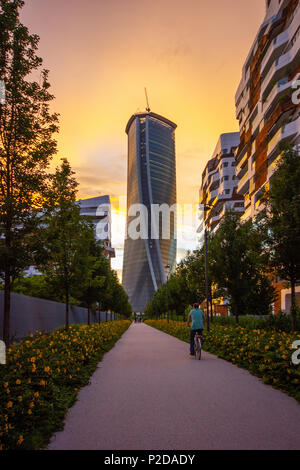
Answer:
(77, 239, 106, 324)
(39, 159, 95, 329)
(261, 146, 300, 331)
(210, 212, 276, 322)
(0, 0, 59, 344)
(12, 274, 58, 301)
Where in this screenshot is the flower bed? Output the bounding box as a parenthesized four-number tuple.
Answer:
(0, 320, 130, 450)
(145, 320, 300, 403)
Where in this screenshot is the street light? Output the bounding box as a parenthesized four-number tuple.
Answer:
(165, 264, 171, 322)
(202, 204, 213, 332)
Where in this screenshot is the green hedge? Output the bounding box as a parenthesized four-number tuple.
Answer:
(207, 312, 300, 332)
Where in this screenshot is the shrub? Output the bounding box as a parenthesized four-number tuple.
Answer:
(213, 313, 296, 332)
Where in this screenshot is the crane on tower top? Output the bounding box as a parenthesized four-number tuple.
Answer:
(144, 88, 151, 113)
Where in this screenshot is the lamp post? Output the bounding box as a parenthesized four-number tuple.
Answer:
(204, 226, 210, 332)
(203, 204, 213, 332)
(165, 264, 170, 322)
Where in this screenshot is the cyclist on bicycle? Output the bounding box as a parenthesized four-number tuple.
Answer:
(187, 303, 205, 356)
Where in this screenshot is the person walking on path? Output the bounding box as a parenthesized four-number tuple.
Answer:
(187, 303, 205, 356)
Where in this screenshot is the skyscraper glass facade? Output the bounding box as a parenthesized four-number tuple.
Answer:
(122, 112, 177, 313)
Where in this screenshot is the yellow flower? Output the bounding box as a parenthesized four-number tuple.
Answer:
(3, 382, 8, 388)
(7, 401, 13, 409)
(34, 392, 39, 398)
(18, 396, 23, 402)
(16, 379, 21, 385)
(29, 402, 34, 409)
(28, 409, 32, 415)
(44, 366, 50, 373)
(17, 436, 24, 446)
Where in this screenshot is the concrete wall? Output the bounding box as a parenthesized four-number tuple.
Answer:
(0, 291, 116, 341)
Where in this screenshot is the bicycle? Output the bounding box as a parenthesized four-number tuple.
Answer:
(194, 333, 203, 360)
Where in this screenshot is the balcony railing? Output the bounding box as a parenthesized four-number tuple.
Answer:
(261, 33, 300, 100)
(267, 116, 300, 157)
(237, 170, 249, 195)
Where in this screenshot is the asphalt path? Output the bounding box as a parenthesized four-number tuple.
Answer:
(48, 322, 300, 450)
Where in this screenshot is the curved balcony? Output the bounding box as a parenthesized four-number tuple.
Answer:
(261, 33, 300, 101)
(267, 116, 300, 157)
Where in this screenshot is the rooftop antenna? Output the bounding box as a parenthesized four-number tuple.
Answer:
(144, 87, 151, 113)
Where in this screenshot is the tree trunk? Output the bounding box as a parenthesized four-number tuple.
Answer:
(88, 305, 90, 325)
(291, 280, 297, 332)
(209, 283, 213, 323)
(3, 271, 11, 346)
(65, 287, 69, 330)
(234, 307, 239, 324)
(210, 298, 213, 323)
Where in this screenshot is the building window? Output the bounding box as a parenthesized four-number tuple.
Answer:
(223, 162, 229, 168)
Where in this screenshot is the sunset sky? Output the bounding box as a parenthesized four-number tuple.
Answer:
(21, 0, 266, 277)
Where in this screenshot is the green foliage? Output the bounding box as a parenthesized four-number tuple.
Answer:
(37, 159, 96, 328)
(0, 320, 130, 450)
(144, 248, 207, 318)
(9, 160, 132, 318)
(146, 320, 300, 403)
(145, 213, 276, 321)
(210, 212, 276, 319)
(0, 0, 59, 343)
(212, 313, 298, 332)
(12, 275, 58, 302)
(260, 146, 300, 331)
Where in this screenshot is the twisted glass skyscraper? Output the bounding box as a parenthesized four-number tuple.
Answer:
(122, 112, 177, 313)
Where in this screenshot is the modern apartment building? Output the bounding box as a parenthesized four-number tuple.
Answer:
(122, 111, 177, 313)
(78, 195, 115, 262)
(234, 0, 300, 313)
(198, 133, 243, 242)
(235, 0, 300, 221)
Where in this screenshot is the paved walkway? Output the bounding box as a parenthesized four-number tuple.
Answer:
(48, 323, 300, 450)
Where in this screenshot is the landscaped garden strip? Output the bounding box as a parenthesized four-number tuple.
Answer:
(0, 320, 130, 450)
(146, 320, 300, 403)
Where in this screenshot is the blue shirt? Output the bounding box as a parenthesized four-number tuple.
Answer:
(189, 309, 204, 330)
